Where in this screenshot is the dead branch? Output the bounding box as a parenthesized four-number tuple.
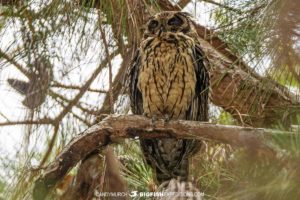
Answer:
(33, 114, 281, 200)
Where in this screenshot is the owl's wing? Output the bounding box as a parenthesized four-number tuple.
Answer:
(127, 49, 144, 115)
(127, 46, 210, 184)
(7, 78, 30, 95)
(186, 44, 210, 121)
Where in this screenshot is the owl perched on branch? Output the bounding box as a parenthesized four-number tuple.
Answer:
(127, 11, 209, 184)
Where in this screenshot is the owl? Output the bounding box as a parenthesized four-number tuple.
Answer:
(127, 11, 209, 184)
(8, 56, 53, 109)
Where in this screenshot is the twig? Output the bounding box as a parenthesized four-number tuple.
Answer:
(0, 118, 53, 126)
(55, 49, 119, 122)
(0, 49, 31, 78)
(200, 0, 242, 14)
(98, 12, 115, 114)
(70, 112, 92, 127)
(49, 90, 99, 116)
(97, 48, 133, 114)
(109, 0, 127, 56)
(38, 124, 59, 168)
(51, 81, 108, 94)
(0, 111, 10, 121)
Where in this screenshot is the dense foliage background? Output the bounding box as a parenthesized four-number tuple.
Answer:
(0, 0, 299, 199)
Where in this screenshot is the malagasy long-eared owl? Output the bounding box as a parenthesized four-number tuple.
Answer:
(127, 11, 209, 184)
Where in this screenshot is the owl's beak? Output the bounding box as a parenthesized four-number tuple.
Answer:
(158, 26, 166, 37)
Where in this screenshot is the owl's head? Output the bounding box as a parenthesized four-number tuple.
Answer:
(143, 11, 197, 39)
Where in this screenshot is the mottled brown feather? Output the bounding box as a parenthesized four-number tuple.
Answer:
(127, 11, 209, 184)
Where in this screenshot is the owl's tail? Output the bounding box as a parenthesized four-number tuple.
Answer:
(154, 155, 189, 184)
(140, 138, 200, 185)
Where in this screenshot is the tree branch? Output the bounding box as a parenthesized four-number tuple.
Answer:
(54, 49, 119, 122)
(0, 118, 53, 126)
(49, 91, 93, 126)
(177, 0, 191, 8)
(49, 90, 99, 116)
(0, 49, 31, 78)
(38, 124, 59, 168)
(97, 47, 134, 114)
(33, 114, 280, 200)
(98, 12, 114, 114)
(200, 0, 242, 13)
(51, 81, 108, 94)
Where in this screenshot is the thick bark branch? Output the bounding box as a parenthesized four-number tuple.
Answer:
(197, 37, 299, 126)
(33, 114, 279, 200)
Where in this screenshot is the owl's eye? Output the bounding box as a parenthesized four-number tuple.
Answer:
(167, 15, 183, 26)
(148, 20, 159, 30)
